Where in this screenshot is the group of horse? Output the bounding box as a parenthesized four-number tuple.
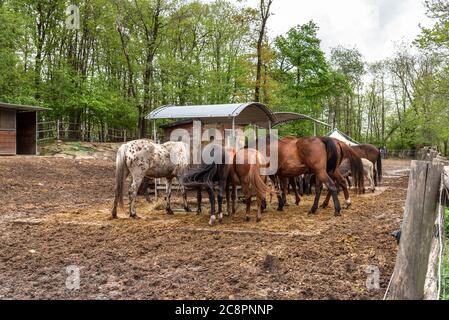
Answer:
(111, 136, 382, 226)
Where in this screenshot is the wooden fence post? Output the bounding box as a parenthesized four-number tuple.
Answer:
(387, 160, 442, 300)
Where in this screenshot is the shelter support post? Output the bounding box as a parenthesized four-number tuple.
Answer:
(153, 119, 158, 200)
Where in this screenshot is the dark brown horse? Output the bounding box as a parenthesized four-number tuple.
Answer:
(275, 136, 365, 216)
(181, 145, 235, 226)
(351, 144, 382, 186)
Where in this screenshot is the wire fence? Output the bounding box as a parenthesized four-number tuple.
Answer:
(37, 120, 139, 143)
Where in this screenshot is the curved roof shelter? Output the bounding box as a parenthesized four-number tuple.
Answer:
(273, 112, 331, 128)
(146, 103, 276, 128)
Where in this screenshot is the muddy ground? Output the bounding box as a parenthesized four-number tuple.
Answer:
(0, 154, 410, 300)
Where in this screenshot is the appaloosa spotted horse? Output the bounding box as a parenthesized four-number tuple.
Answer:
(111, 139, 191, 219)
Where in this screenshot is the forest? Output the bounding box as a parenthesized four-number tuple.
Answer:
(0, 0, 448, 154)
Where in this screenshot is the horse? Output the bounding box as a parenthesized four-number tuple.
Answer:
(111, 139, 191, 219)
(181, 145, 235, 226)
(274, 136, 365, 216)
(339, 158, 376, 193)
(351, 144, 382, 186)
(230, 148, 275, 222)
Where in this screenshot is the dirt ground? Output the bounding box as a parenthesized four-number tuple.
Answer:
(0, 153, 410, 300)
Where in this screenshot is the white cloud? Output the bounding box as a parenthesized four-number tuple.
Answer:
(241, 0, 433, 62)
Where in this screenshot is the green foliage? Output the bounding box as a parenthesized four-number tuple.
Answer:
(0, 0, 447, 151)
(443, 207, 449, 300)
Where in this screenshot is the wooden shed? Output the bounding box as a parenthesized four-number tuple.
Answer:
(0, 102, 49, 155)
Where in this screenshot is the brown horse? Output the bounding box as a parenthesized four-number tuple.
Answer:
(229, 148, 275, 222)
(351, 144, 382, 186)
(275, 136, 364, 216)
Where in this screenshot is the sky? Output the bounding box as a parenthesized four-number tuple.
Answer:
(241, 0, 433, 62)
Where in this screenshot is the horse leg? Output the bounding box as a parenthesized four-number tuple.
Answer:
(320, 173, 342, 216)
(240, 183, 251, 222)
(180, 183, 191, 212)
(321, 189, 332, 209)
(128, 174, 143, 219)
(368, 172, 375, 193)
(260, 175, 268, 212)
(282, 178, 288, 206)
(374, 167, 378, 187)
(231, 184, 237, 215)
(277, 177, 288, 211)
(165, 178, 174, 215)
(225, 181, 231, 216)
(275, 176, 284, 211)
(334, 172, 351, 209)
(346, 176, 352, 188)
(256, 195, 263, 223)
(206, 184, 216, 226)
(196, 187, 202, 215)
(291, 177, 301, 205)
(217, 180, 225, 222)
(298, 175, 304, 196)
(309, 181, 323, 214)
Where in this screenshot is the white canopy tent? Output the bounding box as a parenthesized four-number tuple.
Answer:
(328, 128, 359, 146)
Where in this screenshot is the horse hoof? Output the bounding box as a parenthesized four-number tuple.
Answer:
(256, 217, 261, 223)
(245, 216, 250, 222)
(277, 207, 283, 212)
(321, 204, 328, 209)
(166, 209, 174, 215)
(308, 208, 317, 215)
(335, 211, 342, 217)
(209, 215, 217, 226)
(185, 207, 192, 213)
(130, 215, 140, 219)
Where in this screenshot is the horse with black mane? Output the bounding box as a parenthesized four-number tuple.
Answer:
(181, 144, 235, 226)
(274, 136, 365, 216)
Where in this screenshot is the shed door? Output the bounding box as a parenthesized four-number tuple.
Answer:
(16, 111, 36, 155)
(0, 109, 16, 155)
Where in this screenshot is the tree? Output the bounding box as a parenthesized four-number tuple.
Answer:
(254, 0, 273, 103)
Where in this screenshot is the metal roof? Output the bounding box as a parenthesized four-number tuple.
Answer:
(0, 101, 50, 112)
(273, 112, 331, 127)
(328, 128, 359, 146)
(146, 103, 276, 128)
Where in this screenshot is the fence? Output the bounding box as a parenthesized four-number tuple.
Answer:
(385, 149, 417, 159)
(385, 151, 449, 300)
(37, 120, 139, 143)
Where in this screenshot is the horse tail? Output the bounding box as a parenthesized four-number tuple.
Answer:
(114, 144, 129, 210)
(376, 149, 383, 185)
(181, 163, 218, 188)
(320, 137, 338, 173)
(248, 163, 276, 198)
(339, 142, 365, 194)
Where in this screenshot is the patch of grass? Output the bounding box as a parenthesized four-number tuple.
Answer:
(67, 141, 96, 153)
